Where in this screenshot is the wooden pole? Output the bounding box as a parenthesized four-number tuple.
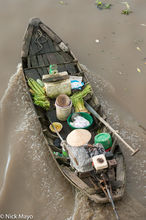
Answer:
(85, 102, 140, 156)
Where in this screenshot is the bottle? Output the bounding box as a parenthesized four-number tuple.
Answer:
(62, 147, 68, 157)
(53, 152, 62, 157)
(49, 64, 58, 75)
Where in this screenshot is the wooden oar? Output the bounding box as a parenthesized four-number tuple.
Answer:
(85, 101, 139, 156)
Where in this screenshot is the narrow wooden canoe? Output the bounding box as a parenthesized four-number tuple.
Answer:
(21, 18, 126, 203)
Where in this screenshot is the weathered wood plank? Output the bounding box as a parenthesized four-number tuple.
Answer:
(43, 75, 69, 82)
(37, 55, 45, 66)
(29, 30, 41, 55)
(24, 69, 41, 80)
(42, 54, 49, 66)
(21, 24, 33, 58)
(27, 57, 31, 68)
(58, 64, 66, 72)
(42, 67, 49, 75)
(47, 37, 56, 52)
(62, 52, 73, 62)
(61, 167, 90, 191)
(47, 54, 57, 64)
(37, 30, 55, 53)
(40, 24, 62, 44)
(30, 56, 38, 67)
(37, 68, 45, 77)
(54, 42, 61, 52)
(40, 39, 51, 53)
(37, 68, 49, 79)
(116, 155, 125, 183)
(56, 52, 66, 64)
(65, 63, 77, 74)
(23, 60, 79, 71)
(32, 28, 47, 54)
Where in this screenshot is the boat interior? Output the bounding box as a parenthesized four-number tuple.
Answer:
(21, 18, 126, 203)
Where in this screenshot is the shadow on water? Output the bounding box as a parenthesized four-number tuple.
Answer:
(0, 66, 145, 220)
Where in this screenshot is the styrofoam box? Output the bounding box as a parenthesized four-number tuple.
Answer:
(92, 154, 108, 171)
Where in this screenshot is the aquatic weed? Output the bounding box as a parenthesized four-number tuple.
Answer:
(95, 0, 112, 10)
(121, 2, 132, 15)
(121, 9, 132, 15)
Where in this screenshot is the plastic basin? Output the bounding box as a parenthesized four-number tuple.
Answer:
(67, 112, 93, 129)
(94, 133, 112, 150)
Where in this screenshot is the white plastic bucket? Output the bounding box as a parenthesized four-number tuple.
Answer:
(55, 101, 72, 121)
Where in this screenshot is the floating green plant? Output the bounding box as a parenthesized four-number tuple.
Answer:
(96, 0, 103, 8)
(96, 0, 111, 9)
(121, 2, 132, 15)
(121, 9, 132, 15)
(104, 4, 111, 9)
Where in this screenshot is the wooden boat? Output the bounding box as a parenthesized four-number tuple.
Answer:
(21, 18, 126, 204)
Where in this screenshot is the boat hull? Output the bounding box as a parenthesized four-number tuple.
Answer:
(21, 18, 126, 203)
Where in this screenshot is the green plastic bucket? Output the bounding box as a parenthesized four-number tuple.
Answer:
(94, 133, 112, 150)
(67, 112, 93, 130)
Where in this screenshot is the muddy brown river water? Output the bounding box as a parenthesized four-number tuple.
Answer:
(0, 0, 146, 219)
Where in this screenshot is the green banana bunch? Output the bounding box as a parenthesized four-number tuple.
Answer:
(28, 78, 45, 95)
(28, 78, 50, 110)
(33, 94, 47, 101)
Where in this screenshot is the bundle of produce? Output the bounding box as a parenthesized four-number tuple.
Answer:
(70, 84, 92, 112)
(28, 78, 50, 110)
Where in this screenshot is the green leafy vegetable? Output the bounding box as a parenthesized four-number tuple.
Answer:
(71, 84, 92, 112)
(28, 78, 50, 110)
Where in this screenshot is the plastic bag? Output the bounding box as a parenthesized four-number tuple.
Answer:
(70, 115, 90, 128)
